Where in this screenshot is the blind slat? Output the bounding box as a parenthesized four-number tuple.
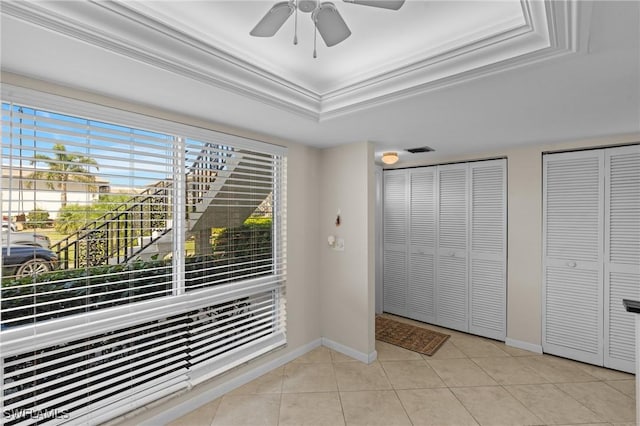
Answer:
(2, 89, 286, 426)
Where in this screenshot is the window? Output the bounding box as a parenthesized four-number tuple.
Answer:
(1, 86, 287, 425)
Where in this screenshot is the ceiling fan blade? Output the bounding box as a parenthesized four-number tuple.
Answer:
(343, 0, 405, 10)
(312, 2, 351, 47)
(250, 2, 294, 37)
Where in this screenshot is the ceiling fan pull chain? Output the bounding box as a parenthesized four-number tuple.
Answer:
(293, 0, 298, 45)
(313, 18, 317, 58)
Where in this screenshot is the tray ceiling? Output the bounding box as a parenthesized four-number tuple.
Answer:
(2, 1, 639, 159)
(1, 0, 566, 120)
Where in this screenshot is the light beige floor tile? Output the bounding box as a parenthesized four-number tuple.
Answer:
(450, 335, 512, 358)
(381, 360, 446, 389)
(505, 383, 602, 424)
(282, 362, 338, 393)
(518, 355, 599, 383)
(552, 424, 611, 426)
(211, 394, 280, 426)
(574, 363, 635, 381)
(161, 318, 637, 426)
(227, 367, 284, 395)
(375, 340, 423, 361)
(279, 392, 345, 426)
(556, 381, 635, 423)
(606, 379, 635, 398)
(426, 358, 498, 387)
(333, 361, 392, 391)
(451, 386, 543, 426)
(292, 346, 333, 363)
(330, 349, 359, 362)
(167, 398, 220, 426)
(340, 390, 411, 426)
(422, 341, 467, 360)
(471, 357, 549, 385)
(495, 343, 543, 357)
(396, 388, 479, 426)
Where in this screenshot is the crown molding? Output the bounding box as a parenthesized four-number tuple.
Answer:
(319, 1, 585, 119)
(1, 0, 321, 120)
(1, 0, 586, 122)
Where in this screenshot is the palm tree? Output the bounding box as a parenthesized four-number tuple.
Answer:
(28, 143, 99, 208)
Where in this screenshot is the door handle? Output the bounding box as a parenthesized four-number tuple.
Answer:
(566, 261, 577, 268)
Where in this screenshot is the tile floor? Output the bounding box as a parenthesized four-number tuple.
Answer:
(168, 315, 636, 426)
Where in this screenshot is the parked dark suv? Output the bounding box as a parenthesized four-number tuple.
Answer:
(1, 245, 58, 277)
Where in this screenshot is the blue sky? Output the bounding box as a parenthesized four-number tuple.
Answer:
(2, 103, 176, 189)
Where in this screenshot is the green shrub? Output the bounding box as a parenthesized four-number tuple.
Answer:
(213, 219, 272, 259)
(25, 208, 49, 229)
(1, 218, 276, 329)
(55, 204, 98, 234)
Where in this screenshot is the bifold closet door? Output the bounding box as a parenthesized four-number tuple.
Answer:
(604, 145, 640, 372)
(436, 164, 469, 332)
(383, 170, 408, 316)
(408, 168, 437, 323)
(543, 151, 604, 366)
(383, 161, 506, 340)
(469, 160, 506, 340)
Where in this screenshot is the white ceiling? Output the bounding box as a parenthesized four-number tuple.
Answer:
(121, 0, 525, 94)
(1, 1, 639, 163)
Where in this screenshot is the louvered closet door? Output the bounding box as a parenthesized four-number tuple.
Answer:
(436, 164, 469, 332)
(408, 168, 437, 323)
(469, 160, 506, 340)
(543, 151, 604, 365)
(604, 145, 640, 373)
(383, 170, 409, 316)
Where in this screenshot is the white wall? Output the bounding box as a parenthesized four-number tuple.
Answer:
(387, 133, 640, 349)
(319, 141, 376, 359)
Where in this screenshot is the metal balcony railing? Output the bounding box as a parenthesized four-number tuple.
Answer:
(51, 144, 231, 269)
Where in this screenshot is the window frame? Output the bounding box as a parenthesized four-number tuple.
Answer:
(1, 83, 287, 344)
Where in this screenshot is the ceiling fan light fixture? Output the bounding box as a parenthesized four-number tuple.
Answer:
(381, 152, 399, 165)
(343, 0, 406, 10)
(298, 0, 318, 13)
(250, 0, 403, 54)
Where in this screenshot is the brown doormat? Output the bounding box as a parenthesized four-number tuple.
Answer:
(376, 316, 450, 356)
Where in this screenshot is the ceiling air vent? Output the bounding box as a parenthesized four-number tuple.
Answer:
(406, 146, 434, 153)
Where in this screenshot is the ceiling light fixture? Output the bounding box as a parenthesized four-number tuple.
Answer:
(381, 152, 399, 165)
(250, 0, 405, 58)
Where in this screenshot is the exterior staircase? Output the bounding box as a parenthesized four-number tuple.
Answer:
(51, 145, 272, 268)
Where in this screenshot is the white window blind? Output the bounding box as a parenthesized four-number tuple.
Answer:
(1, 86, 287, 425)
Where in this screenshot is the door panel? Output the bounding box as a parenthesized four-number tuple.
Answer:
(543, 151, 604, 364)
(437, 164, 468, 332)
(469, 160, 506, 340)
(604, 146, 640, 372)
(408, 169, 437, 322)
(383, 170, 408, 315)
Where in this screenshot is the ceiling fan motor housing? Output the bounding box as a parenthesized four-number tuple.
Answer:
(298, 0, 318, 13)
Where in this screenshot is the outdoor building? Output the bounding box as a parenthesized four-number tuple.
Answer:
(1, 166, 110, 220)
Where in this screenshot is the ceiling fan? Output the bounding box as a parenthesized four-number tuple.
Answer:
(250, 0, 405, 57)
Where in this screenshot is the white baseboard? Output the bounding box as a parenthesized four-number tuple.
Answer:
(321, 337, 377, 364)
(505, 337, 543, 354)
(139, 339, 322, 426)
